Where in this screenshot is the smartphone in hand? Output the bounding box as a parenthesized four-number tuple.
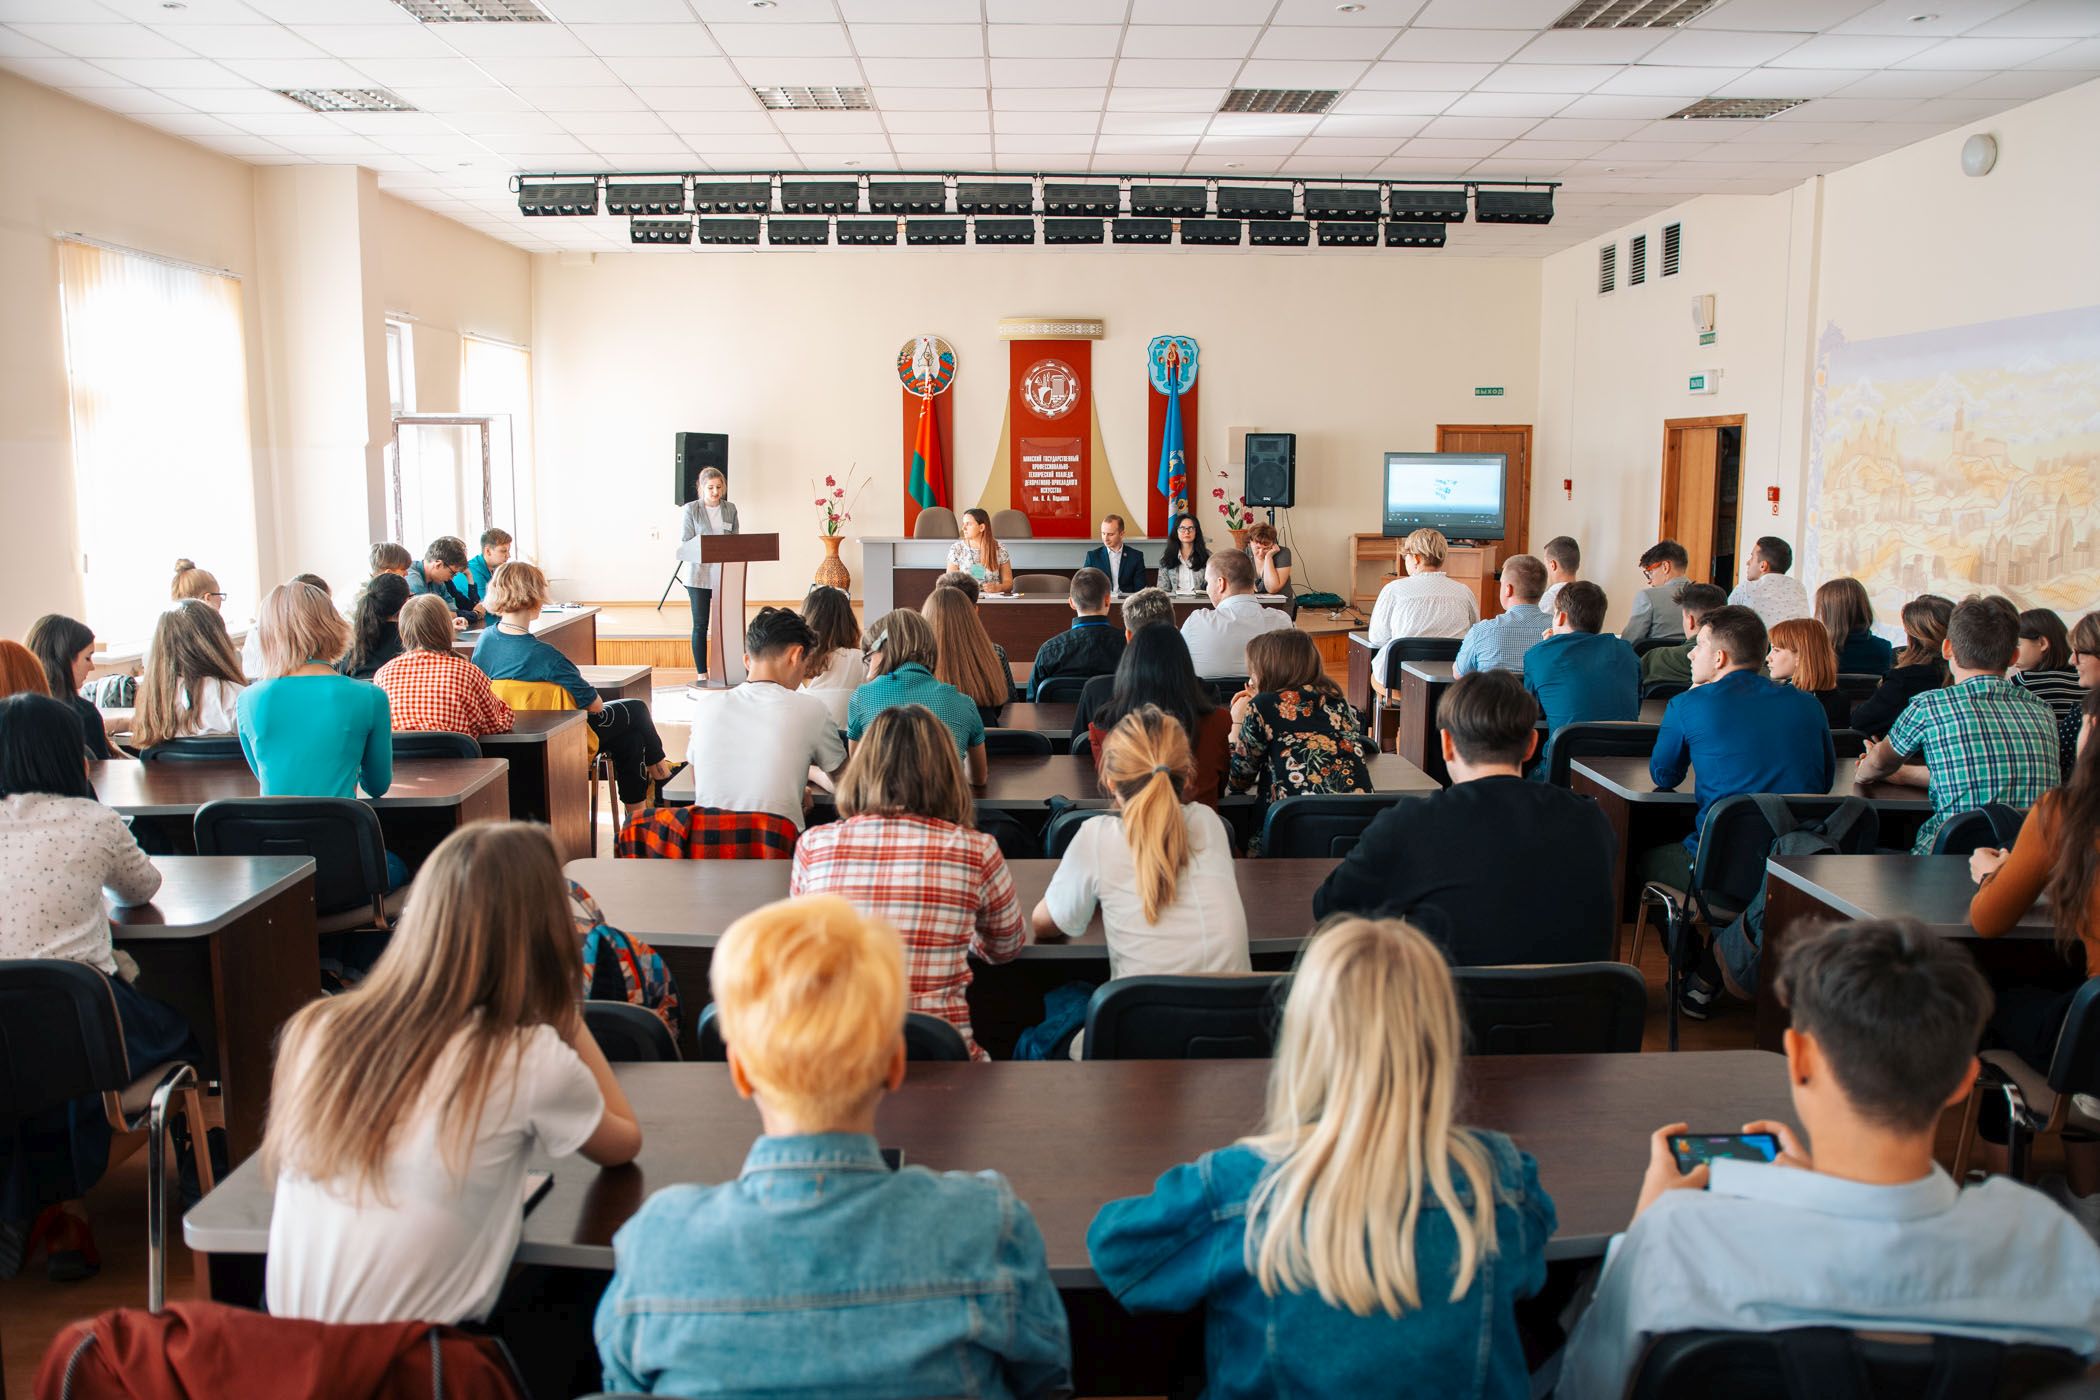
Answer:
(1669, 1132, 1781, 1175)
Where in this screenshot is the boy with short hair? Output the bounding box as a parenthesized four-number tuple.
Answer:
(469, 527, 513, 596)
(595, 895, 1073, 1398)
(685, 607, 848, 830)
(1453, 553, 1549, 676)
(1029, 567, 1124, 699)
(1558, 918, 2100, 1399)
(1639, 583, 1728, 689)
(1538, 535, 1580, 620)
(407, 536, 482, 623)
(368, 542, 412, 578)
(1622, 541, 1690, 646)
(1729, 534, 1811, 627)
(1072, 586, 1175, 742)
(1524, 580, 1639, 742)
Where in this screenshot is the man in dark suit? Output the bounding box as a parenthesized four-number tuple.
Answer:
(1081, 513, 1147, 595)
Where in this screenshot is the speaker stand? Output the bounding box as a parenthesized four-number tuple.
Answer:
(1265, 506, 1278, 527)
(655, 569, 683, 611)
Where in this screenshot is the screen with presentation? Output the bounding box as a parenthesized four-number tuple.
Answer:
(1382, 452, 1508, 540)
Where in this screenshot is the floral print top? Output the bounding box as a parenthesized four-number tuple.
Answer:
(1228, 688, 1373, 801)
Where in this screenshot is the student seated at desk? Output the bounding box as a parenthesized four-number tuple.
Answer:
(1159, 512, 1210, 596)
(1537, 534, 1580, 621)
(686, 607, 847, 831)
(373, 595, 513, 739)
(1089, 915, 1554, 1400)
(1314, 672, 1615, 964)
(595, 894, 1071, 1398)
(0, 693, 191, 1282)
(1027, 567, 1124, 700)
(1523, 581, 1639, 744)
(945, 507, 1014, 595)
(1182, 547, 1290, 680)
(0, 641, 47, 700)
(798, 584, 864, 729)
(1727, 534, 1811, 628)
(131, 599, 245, 749)
(369, 542, 411, 579)
(1815, 576, 1892, 677)
(266, 823, 641, 1326)
(1556, 918, 2100, 1400)
(1088, 625, 1231, 810)
(1621, 540, 1688, 648)
(1849, 594, 1953, 740)
(1638, 584, 1726, 691)
(170, 557, 225, 613)
(850, 609, 987, 786)
(25, 613, 112, 759)
(792, 705, 1024, 1061)
(1452, 553, 1548, 677)
(238, 581, 391, 803)
(336, 572, 410, 682)
(1857, 596, 2060, 855)
(2012, 609, 2084, 769)
(1071, 586, 1174, 742)
(1367, 528, 1477, 652)
(467, 527, 511, 598)
(924, 583, 1013, 724)
(1227, 627, 1370, 806)
(1244, 521, 1293, 601)
(1767, 617, 1850, 728)
(406, 536, 480, 626)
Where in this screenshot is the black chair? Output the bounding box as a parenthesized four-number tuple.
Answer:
(390, 730, 482, 759)
(582, 1000, 680, 1063)
(1541, 721, 1661, 788)
(1452, 962, 1646, 1054)
(1069, 730, 1092, 759)
(1627, 1326, 2083, 1400)
(1834, 671, 1882, 718)
(137, 735, 245, 762)
(1375, 636, 1462, 689)
(972, 805, 1038, 861)
(1954, 976, 2100, 1184)
(1830, 727, 1870, 759)
(1082, 974, 1290, 1060)
(1032, 673, 1094, 704)
(1636, 793, 1880, 1050)
(1204, 676, 1249, 705)
(1930, 803, 2027, 856)
(1641, 679, 1688, 703)
(694, 1006, 970, 1062)
(0, 960, 215, 1311)
(1258, 793, 1407, 858)
(1042, 805, 1110, 857)
(193, 797, 404, 936)
(983, 727, 1053, 758)
(1631, 636, 1683, 657)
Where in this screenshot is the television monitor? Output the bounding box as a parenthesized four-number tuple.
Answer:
(1381, 452, 1507, 541)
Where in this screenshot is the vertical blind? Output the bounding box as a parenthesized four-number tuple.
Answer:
(58, 238, 258, 642)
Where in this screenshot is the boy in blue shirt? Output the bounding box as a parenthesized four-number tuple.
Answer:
(595, 895, 1072, 1398)
(467, 527, 512, 597)
(1524, 580, 1640, 747)
(406, 535, 482, 624)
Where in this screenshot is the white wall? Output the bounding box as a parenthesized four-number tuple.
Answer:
(531, 250, 1541, 603)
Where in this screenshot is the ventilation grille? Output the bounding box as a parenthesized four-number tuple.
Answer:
(1552, 0, 1719, 27)
(1661, 222, 1682, 277)
(1628, 233, 1646, 286)
(390, 0, 549, 19)
(1220, 88, 1339, 115)
(753, 86, 872, 111)
(1668, 97, 1809, 120)
(277, 87, 415, 113)
(1598, 242, 1616, 295)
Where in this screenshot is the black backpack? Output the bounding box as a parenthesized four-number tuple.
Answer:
(1713, 794, 1877, 994)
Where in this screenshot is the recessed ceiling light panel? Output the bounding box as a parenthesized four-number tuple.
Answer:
(1551, 0, 1717, 27)
(752, 85, 870, 111)
(1667, 97, 1810, 119)
(390, 0, 550, 19)
(276, 87, 415, 113)
(1219, 88, 1338, 115)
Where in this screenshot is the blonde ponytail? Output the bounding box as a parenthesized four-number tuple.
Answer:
(1099, 705, 1194, 923)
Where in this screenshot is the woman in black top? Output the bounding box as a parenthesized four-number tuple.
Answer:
(1088, 625, 1230, 808)
(24, 613, 112, 760)
(338, 573, 411, 681)
(1849, 594, 1953, 739)
(2013, 608, 2082, 720)
(1160, 513, 1211, 594)
(1814, 576, 1892, 676)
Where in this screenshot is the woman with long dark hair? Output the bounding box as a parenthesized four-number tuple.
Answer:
(1089, 625, 1230, 808)
(133, 601, 246, 748)
(1813, 576, 1891, 677)
(1160, 513, 1210, 595)
(1848, 594, 1954, 740)
(24, 614, 111, 759)
(338, 573, 411, 681)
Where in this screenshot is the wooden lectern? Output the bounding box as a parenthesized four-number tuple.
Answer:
(675, 532, 778, 686)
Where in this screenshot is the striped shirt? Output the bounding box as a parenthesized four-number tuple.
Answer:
(1454, 602, 1550, 676)
(1886, 675, 2061, 854)
(2013, 667, 2085, 721)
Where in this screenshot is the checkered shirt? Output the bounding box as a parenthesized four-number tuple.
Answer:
(617, 805, 799, 860)
(1886, 675, 2062, 854)
(372, 649, 514, 737)
(789, 812, 1025, 1061)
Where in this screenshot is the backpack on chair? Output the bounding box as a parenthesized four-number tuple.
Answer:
(568, 879, 680, 1036)
(1709, 794, 1876, 997)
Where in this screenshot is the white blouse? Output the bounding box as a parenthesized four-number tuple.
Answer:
(178, 676, 244, 735)
(799, 647, 866, 730)
(946, 539, 1011, 577)
(0, 792, 161, 974)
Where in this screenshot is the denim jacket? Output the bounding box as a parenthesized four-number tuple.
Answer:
(593, 1133, 1073, 1399)
(1087, 1131, 1554, 1400)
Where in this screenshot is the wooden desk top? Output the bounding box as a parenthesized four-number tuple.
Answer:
(476, 711, 589, 745)
(580, 663, 650, 688)
(185, 1051, 1792, 1278)
(1400, 659, 1458, 684)
(1570, 756, 1931, 811)
(998, 702, 1078, 736)
(565, 856, 1336, 956)
(91, 757, 510, 816)
(1768, 854, 2055, 941)
(976, 594, 1287, 607)
(108, 855, 315, 943)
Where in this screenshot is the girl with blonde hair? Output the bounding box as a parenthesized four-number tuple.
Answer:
(922, 582, 1014, 721)
(170, 558, 224, 610)
(1088, 916, 1555, 1396)
(236, 581, 391, 802)
(133, 600, 246, 748)
(264, 822, 640, 1324)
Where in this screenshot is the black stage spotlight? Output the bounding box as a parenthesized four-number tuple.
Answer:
(518, 180, 597, 216)
(1304, 187, 1378, 220)
(630, 218, 692, 244)
(1217, 185, 1293, 219)
(956, 181, 1032, 215)
(1179, 219, 1242, 246)
(1043, 182, 1118, 216)
(1474, 188, 1554, 224)
(837, 219, 898, 245)
(906, 218, 967, 245)
(1043, 218, 1103, 244)
(974, 217, 1035, 245)
(694, 218, 761, 245)
(1388, 187, 1468, 222)
(1111, 217, 1172, 244)
(779, 180, 856, 214)
(768, 218, 830, 245)
(1316, 220, 1379, 246)
(1249, 220, 1310, 247)
(605, 180, 683, 216)
(868, 180, 944, 214)
(1385, 221, 1448, 248)
(692, 181, 771, 214)
(1129, 184, 1206, 217)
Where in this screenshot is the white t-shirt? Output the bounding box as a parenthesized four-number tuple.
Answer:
(240, 628, 265, 682)
(1043, 803, 1251, 983)
(178, 676, 244, 735)
(266, 1021, 604, 1325)
(685, 681, 848, 829)
(1180, 593, 1290, 679)
(1538, 581, 1566, 624)
(799, 648, 865, 730)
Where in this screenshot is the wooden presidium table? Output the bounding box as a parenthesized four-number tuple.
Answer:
(969, 594, 1287, 662)
(456, 605, 599, 667)
(187, 1051, 1792, 1391)
(677, 532, 778, 686)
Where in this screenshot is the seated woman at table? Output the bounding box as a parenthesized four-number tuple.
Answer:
(0, 640, 48, 699)
(1849, 594, 1953, 740)
(798, 585, 864, 730)
(265, 822, 640, 1327)
(791, 705, 1024, 1062)
(923, 583, 1014, 725)
(0, 693, 191, 1283)
(1814, 576, 1891, 677)
(1767, 617, 1850, 728)
(24, 614, 113, 759)
(1087, 916, 1553, 1399)
(1229, 628, 1371, 808)
(1032, 707, 1249, 1051)
(336, 572, 411, 682)
(848, 609, 988, 786)
(1088, 625, 1231, 810)
(239, 580, 391, 802)
(132, 599, 246, 749)
(1969, 686, 2100, 1068)
(1244, 521, 1293, 600)
(945, 507, 1013, 595)
(1160, 513, 1210, 595)
(373, 595, 513, 739)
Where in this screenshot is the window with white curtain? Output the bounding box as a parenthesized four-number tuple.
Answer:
(58, 238, 258, 642)
(459, 335, 534, 551)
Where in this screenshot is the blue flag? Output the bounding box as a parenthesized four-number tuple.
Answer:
(1155, 374, 1186, 509)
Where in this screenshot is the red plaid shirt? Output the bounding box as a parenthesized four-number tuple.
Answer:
(789, 813, 1025, 1061)
(617, 805, 798, 860)
(372, 650, 514, 737)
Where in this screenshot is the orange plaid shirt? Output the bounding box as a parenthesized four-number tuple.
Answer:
(372, 649, 514, 737)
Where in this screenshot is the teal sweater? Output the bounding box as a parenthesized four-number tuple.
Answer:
(236, 673, 392, 798)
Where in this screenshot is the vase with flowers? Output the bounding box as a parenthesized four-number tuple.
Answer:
(811, 465, 868, 591)
(1213, 470, 1252, 549)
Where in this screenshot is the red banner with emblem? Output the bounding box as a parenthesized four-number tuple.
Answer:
(1007, 341, 1091, 538)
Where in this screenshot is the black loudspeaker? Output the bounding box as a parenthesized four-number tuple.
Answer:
(1244, 432, 1296, 508)
(673, 432, 728, 506)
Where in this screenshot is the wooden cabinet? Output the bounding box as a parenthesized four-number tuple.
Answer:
(1350, 533, 1503, 619)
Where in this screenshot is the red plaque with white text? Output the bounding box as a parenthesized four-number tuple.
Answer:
(1007, 340, 1091, 537)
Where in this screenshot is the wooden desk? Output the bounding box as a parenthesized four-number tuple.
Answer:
(1570, 755, 1932, 923)
(1397, 659, 1457, 782)
(456, 606, 599, 667)
(111, 856, 316, 1163)
(968, 595, 1286, 661)
(1344, 634, 1400, 752)
(478, 712, 592, 862)
(995, 702, 1079, 750)
(1759, 855, 2069, 1051)
(581, 663, 652, 707)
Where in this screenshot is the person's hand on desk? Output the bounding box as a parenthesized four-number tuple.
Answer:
(451, 615, 469, 631)
(1028, 899, 1070, 944)
(1634, 1123, 1708, 1219)
(1969, 847, 2008, 885)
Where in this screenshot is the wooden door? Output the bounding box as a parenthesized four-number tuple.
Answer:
(1659, 415, 1745, 587)
(1435, 424, 1532, 557)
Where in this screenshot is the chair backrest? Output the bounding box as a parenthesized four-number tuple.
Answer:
(1377, 636, 1461, 688)
(1830, 727, 1870, 759)
(2045, 976, 2100, 1099)
(390, 730, 481, 759)
(1204, 676, 1249, 705)
(0, 959, 129, 1122)
(910, 506, 958, 539)
(1929, 803, 2027, 856)
(193, 797, 389, 919)
(582, 1000, 680, 1063)
(1692, 794, 1881, 918)
(1631, 636, 1682, 657)
(694, 1004, 970, 1063)
(1259, 793, 1407, 858)
(490, 678, 576, 715)
(1627, 1326, 2084, 1400)
(1069, 730, 1092, 759)
(1641, 679, 1689, 703)
(1542, 721, 1661, 788)
(1011, 572, 1066, 595)
(1452, 962, 1646, 1054)
(1042, 805, 1110, 857)
(138, 735, 245, 763)
(1835, 672, 1882, 708)
(984, 727, 1053, 757)
(990, 508, 1032, 539)
(1032, 673, 1093, 703)
(1082, 974, 1290, 1060)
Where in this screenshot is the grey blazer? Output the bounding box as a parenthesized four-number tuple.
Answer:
(679, 498, 739, 590)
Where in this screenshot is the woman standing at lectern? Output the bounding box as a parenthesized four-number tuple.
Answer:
(678, 467, 738, 691)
